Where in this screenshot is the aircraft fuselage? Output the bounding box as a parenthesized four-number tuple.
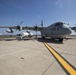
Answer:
(41, 22, 72, 41)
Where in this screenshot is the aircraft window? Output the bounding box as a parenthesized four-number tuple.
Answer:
(55, 22, 63, 26)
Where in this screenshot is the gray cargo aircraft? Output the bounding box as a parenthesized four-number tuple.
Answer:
(0, 21, 73, 42)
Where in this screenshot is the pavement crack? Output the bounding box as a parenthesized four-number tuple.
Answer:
(62, 53, 76, 56)
(61, 40, 73, 54)
(42, 61, 55, 75)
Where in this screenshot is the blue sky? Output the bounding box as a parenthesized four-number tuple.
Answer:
(0, 0, 76, 34)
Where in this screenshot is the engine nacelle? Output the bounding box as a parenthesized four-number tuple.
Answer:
(6, 28, 13, 33)
(26, 30, 30, 33)
(21, 32, 33, 38)
(16, 26, 22, 31)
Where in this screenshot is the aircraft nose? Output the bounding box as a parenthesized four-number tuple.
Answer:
(69, 29, 72, 34)
(68, 29, 72, 34)
(64, 28, 72, 34)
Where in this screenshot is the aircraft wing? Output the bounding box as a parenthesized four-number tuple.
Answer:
(0, 26, 18, 29)
(22, 26, 45, 31)
(70, 27, 76, 30)
(0, 26, 45, 31)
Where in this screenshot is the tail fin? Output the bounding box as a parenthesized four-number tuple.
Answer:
(41, 19, 43, 27)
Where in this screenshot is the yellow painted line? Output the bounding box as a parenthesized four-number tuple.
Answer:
(43, 42, 76, 75)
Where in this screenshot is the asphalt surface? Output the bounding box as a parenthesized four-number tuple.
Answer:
(0, 38, 76, 75)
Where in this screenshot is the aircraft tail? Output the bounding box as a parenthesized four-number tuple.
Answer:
(41, 20, 43, 27)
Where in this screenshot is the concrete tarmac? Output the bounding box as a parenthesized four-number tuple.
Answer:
(0, 38, 76, 75)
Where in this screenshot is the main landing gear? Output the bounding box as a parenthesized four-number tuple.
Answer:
(58, 38, 63, 42)
(52, 38, 63, 42)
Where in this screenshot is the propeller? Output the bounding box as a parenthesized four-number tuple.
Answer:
(33, 24, 38, 38)
(33, 20, 43, 30)
(33, 20, 43, 38)
(33, 24, 38, 32)
(16, 21, 23, 31)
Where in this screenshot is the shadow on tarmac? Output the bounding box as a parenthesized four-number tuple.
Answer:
(0, 38, 30, 41)
(0, 37, 63, 44)
(37, 38, 63, 44)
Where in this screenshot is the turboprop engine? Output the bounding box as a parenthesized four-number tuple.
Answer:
(6, 28, 13, 33)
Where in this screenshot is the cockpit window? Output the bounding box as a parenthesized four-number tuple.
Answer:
(55, 22, 63, 26)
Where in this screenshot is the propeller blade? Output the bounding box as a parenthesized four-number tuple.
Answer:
(20, 21, 23, 25)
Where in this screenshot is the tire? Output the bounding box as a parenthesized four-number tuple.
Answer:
(59, 38, 63, 42)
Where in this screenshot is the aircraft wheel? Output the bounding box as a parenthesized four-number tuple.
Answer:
(59, 38, 63, 42)
(51, 38, 55, 39)
(42, 36, 45, 39)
